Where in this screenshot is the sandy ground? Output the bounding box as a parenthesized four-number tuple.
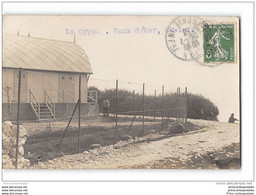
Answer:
(30, 119, 240, 169)
(22, 115, 160, 135)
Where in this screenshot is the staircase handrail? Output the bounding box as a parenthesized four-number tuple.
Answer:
(44, 90, 55, 118)
(29, 89, 39, 118)
(87, 90, 98, 103)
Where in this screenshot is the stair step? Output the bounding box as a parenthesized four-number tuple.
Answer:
(30, 103, 54, 119)
(40, 112, 52, 115)
(40, 111, 52, 114)
(40, 114, 52, 118)
(40, 116, 53, 118)
(37, 108, 50, 111)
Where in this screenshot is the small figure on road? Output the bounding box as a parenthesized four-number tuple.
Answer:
(228, 113, 238, 123)
(102, 98, 110, 117)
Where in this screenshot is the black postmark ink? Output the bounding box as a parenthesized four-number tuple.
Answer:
(165, 16, 204, 62)
(165, 17, 236, 67)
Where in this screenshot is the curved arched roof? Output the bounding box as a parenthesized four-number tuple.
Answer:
(3, 34, 92, 74)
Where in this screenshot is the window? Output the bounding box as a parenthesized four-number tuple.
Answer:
(69, 76, 73, 80)
(62, 76, 65, 80)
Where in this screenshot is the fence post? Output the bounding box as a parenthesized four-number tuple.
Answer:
(15, 68, 22, 169)
(63, 90, 65, 103)
(115, 79, 118, 142)
(179, 87, 181, 122)
(57, 99, 79, 153)
(29, 89, 31, 103)
(161, 85, 164, 129)
(177, 87, 179, 122)
(6, 87, 11, 119)
(38, 103, 40, 119)
(53, 103, 56, 118)
(177, 87, 180, 122)
(185, 87, 188, 125)
(142, 83, 145, 135)
(44, 90, 45, 103)
(78, 75, 81, 153)
(154, 89, 156, 120)
(96, 91, 98, 103)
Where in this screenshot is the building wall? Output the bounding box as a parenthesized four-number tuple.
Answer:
(2, 68, 89, 104)
(27, 71, 44, 102)
(2, 69, 14, 103)
(2, 103, 99, 121)
(54, 102, 99, 118)
(43, 72, 59, 102)
(73, 74, 88, 103)
(57, 73, 88, 103)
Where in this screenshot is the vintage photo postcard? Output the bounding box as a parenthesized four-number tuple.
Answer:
(2, 15, 240, 169)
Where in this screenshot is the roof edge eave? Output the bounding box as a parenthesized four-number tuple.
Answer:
(2, 67, 93, 75)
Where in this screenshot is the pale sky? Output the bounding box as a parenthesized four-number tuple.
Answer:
(3, 15, 240, 122)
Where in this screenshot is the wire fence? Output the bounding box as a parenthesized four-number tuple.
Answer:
(2, 68, 188, 168)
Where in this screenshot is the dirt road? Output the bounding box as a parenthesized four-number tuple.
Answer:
(31, 119, 240, 169)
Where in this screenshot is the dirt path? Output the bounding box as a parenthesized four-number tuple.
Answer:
(31, 119, 240, 169)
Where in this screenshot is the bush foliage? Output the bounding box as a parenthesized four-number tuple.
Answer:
(89, 86, 219, 121)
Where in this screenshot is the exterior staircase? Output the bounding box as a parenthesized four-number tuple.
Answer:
(38, 103, 54, 119)
(29, 89, 55, 120)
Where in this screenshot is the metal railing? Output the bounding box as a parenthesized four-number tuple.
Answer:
(29, 89, 40, 118)
(87, 90, 98, 103)
(44, 90, 55, 118)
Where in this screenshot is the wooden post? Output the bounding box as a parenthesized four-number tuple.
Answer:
(78, 75, 81, 153)
(15, 68, 21, 169)
(142, 83, 145, 135)
(161, 85, 164, 129)
(115, 79, 118, 142)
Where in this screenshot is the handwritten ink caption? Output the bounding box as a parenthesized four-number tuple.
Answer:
(65, 26, 161, 36)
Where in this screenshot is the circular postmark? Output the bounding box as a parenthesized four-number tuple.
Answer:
(165, 16, 204, 61)
(165, 17, 236, 67)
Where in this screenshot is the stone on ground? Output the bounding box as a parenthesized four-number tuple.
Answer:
(120, 135, 132, 141)
(89, 144, 101, 150)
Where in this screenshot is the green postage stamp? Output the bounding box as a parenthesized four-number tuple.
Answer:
(203, 24, 235, 63)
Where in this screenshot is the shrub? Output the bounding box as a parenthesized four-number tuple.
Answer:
(90, 86, 219, 121)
